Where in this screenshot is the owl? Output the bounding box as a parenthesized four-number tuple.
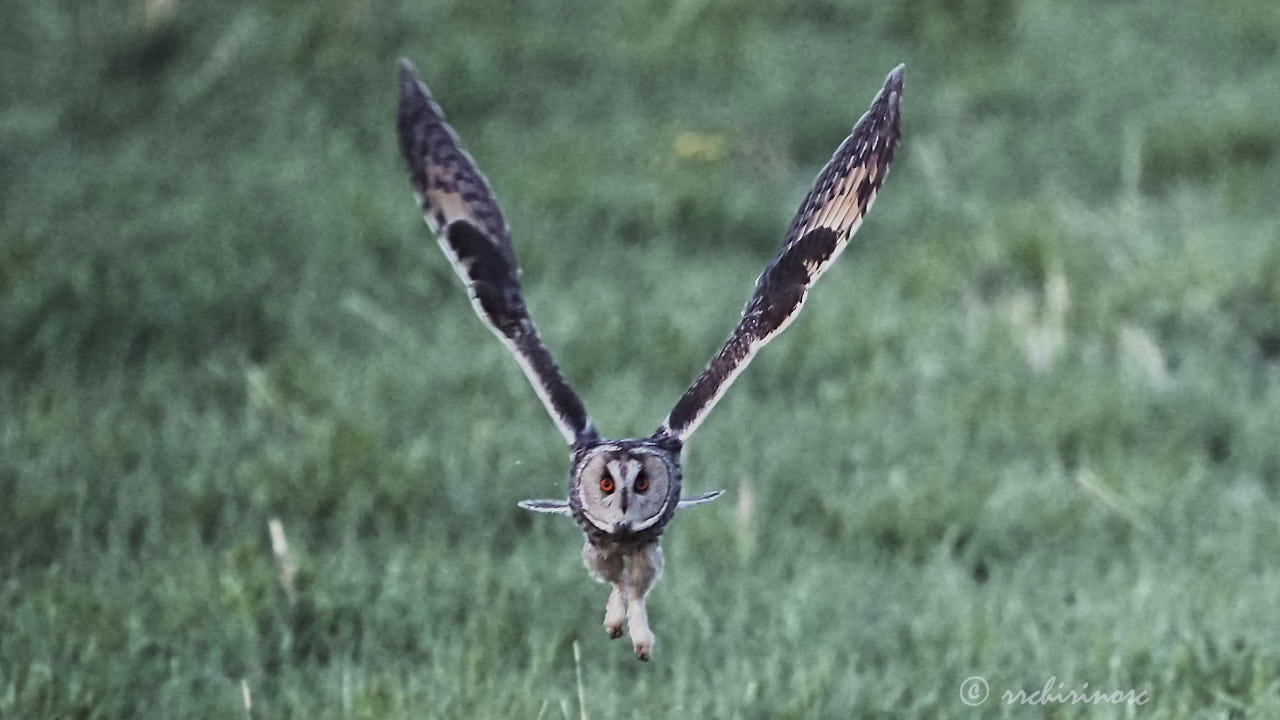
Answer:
(397, 60, 903, 660)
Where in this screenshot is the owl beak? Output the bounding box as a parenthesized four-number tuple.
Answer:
(618, 488, 629, 514)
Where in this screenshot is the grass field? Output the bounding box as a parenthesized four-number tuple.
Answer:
(3, 0, 1279, 717)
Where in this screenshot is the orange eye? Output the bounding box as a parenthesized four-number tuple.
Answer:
(634, 471, 649, 494)
(599, 475, 615, 494)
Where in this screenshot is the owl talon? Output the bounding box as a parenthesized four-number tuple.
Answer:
(632, 636, 653, 661)
(628, 617, 655, 661)
(607, 624, 624, 639)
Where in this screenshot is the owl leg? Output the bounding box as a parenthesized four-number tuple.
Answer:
(604, 585, 626, 639)
(625, 543, 663, 661)
(582, 542, 626, 639)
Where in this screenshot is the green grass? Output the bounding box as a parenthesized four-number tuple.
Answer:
(3, 0, 1280, 717)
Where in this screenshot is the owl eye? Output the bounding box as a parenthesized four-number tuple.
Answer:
(599, 475, 615, 494)
(634, 470, 650, 494)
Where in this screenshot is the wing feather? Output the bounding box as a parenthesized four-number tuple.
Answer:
(656, 64, 904, 444)
(397, 59, 597, 446)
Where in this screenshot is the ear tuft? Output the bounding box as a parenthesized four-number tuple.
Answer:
(677, 490, 725, 509)
(518, 498, 572, 515)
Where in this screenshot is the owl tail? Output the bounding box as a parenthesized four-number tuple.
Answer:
(517, 498, 572, 515)
(677, 490, 725, 509)
(518, 492, 723, 515)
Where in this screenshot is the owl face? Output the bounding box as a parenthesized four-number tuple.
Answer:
(570, 442, 682, 541)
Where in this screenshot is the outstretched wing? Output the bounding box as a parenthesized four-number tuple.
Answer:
(398, 59, 597, 447)
(655, 64, 904, 444)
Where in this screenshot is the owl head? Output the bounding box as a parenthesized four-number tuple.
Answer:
(519, 439, 723, 543)
(570, 441, 681, 541)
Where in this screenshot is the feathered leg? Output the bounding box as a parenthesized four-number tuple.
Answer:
(625, 543, 663, 661)
(582, 542, 626, 639)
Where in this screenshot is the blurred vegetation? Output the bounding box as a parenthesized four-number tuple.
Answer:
(2, 0, 1279, 716)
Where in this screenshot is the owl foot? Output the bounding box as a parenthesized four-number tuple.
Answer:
(631, 630, 654, 661)
(606, 623, 624, 639)
(628, 610, 654, 660)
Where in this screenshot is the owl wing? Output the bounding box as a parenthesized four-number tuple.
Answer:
(398, 60, 598, 447)
(654, 65, 903, 445)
